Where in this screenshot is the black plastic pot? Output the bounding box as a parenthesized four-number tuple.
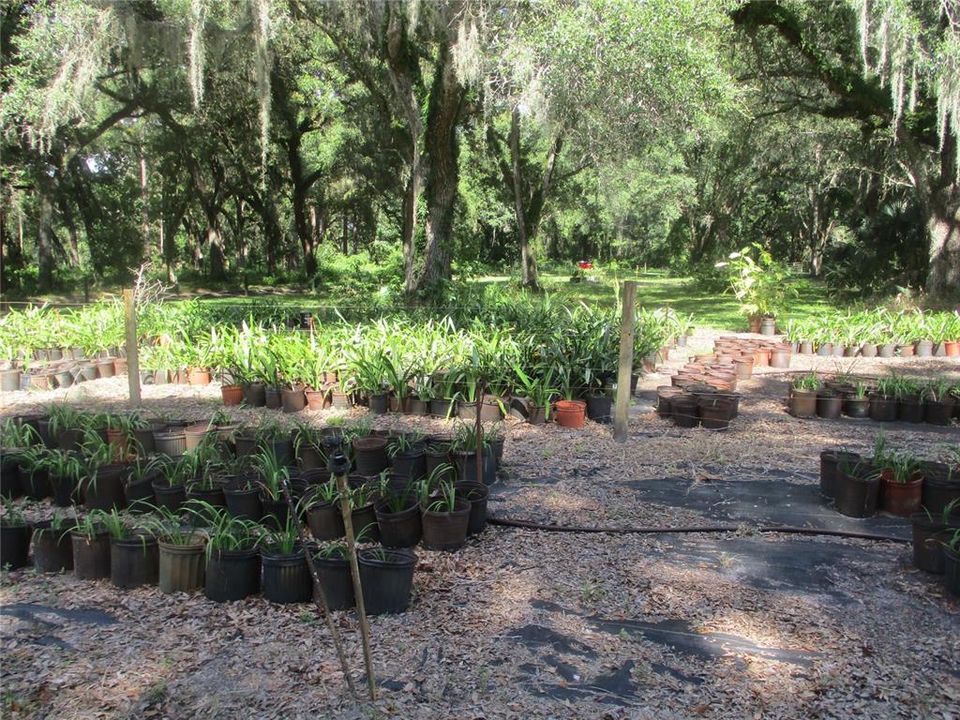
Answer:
(31, 523, 74, 572)
(458, 397, 503, 422)
(910, 513, 958, 574)
(71, 530, 111, 580)
(671, 396, 700, 427)
(429, 399, 457, 418)
(453, 448, 496, 486)
(924, 398, 955, 426)
(110, 535, 159, 588)
(20, 466, 50, 500)
(819, 450, 861, 500)
(158, 540, 206, 594)
(83, 463, 128, 511)
(225, 486, 263, 522)
(298, 446, 325, 471)
(353, 436, 389, 476)
(235, 434, 257, 457)
(426, 445, 452, 479)
(834, 465, 880, 518)
(586, 394, 613, 424)
(455, 481, 489, 536)
(351, 503, 380, 543)
(698, 395, 739, 429)
(1, 454, 22, 499)
(390, 447, 427, 481)
(375, 500, 422, 548)
(922, 468, 960, 516)
(868, 394, 898, 422)
(358, 548, 417, 615)
(816, 393, 843, 420)
(57, 428, 84, 453)
(124, 477, 156, 514)
(152, 482, 186, 513)
(307, 502, 345, 541)
(843, 396, 870, 418)
(260, 497, 290, 531)
(945, 547, 960, 597)
(314, 554, 354, 610)
(261, 548, 311, 604)
(186, 485, 226, 512)
(897, 396, 924, 423)
(205, 548, 260, 602)
(243, 382, 267, 407)
(0, 523, 31, 569)
(421, 497, 471, 551)
(50, 472, 79, 507)
(367, 393, 389, 415)
(265, 387, 282, 410)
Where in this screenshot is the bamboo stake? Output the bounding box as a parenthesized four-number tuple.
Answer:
(331, 450, 378, 700)
(278, 473, 358, 698)
(474, 381, 485, 484)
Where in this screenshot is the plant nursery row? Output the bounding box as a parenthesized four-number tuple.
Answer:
(819, 438, 960, 595)
(0, 409, 502, 612)
(788, 373, 959, 425)
(784, 309, 960, 357)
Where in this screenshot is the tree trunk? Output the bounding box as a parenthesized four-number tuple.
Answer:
(417, 45, 464, 291)
(206, 223, 225, 281)
(292, 183, 317, 278)
(401, 172, 419, 292)
(509, 108, 536, 289)
(926, 187, 960, 296)
(37, 183, 55, 290)
(140, 154, 150, 260)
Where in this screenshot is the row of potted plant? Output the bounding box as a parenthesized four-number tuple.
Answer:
(656, 385, 741, 429)
(789, 373, 959, 425)
(819, 440, 960, 596)
(784, 309, 960, 357)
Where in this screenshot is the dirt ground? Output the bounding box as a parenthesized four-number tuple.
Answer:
(1, 330, 958, 719)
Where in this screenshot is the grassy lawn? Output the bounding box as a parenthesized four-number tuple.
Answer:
(478, 269, 836, 330)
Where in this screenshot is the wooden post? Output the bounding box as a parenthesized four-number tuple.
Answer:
(123, 289, 141, 408)
(613, 281, 637, 442)
(333, 458, 378, 700)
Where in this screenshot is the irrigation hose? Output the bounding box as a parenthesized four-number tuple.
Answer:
(487, 515, 910, 544)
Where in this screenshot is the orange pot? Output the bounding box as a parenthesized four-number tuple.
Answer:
(113, 358, 128, 375)
(945, 341, 960, 357)
(221, 384, 244, 406)
(106, 428, 129, 461)
(554, 400, 587, 429)
(188, 369, 212, 386)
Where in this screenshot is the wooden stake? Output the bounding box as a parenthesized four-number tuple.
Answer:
(279, 476, 358, 698)
(123, 289, 141, 408)
(474, 381, 485, 484)
(613, 281, 637, 442)
(333, 459, 378, 700)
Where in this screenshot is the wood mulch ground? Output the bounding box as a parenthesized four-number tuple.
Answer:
(1, 329, 958, 719)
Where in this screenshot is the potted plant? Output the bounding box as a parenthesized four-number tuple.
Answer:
(352, 434, 389, 477)
(789, 373, 820, 418)
(302, 480, 344, 541)
(877, 450, 924, 517)
(716, 244, 794, 334)
(260, 516, 311, 604)
(388, 432, 427, 481)
(843, 382, 871, 418)
(924, 380, 955, 426)
(204, 508, 263, 602)
(833, 456, 881, 518)
(98, 508, 158, 589)
(512, 364, 558, 424)
(151, 455, 190, 512)
(148, 505, 207, 594)
(32, 510, 76, 573)
(313, 543, 354, 611)
(374, 477, 422, 548)
(816, 386, 842, 420)
(254, 445, 292, 531)
(455, 479, 489, 536)
(0, 499, 31, 569)
(357, 546, 417, 614)
(868, 377, 899, 422)
(420, 481, 470, 551)
(450, 423, 494, 485)
(78, 429, 127, 511)
(70, 511, 112, 580)
(911, 499, 960, 574)
(819, 448, 862, 501)
(943, 528, 960, 597)
(894, 377, 924, 424)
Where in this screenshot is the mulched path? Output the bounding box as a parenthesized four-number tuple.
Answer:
(2, 330, 958, 719)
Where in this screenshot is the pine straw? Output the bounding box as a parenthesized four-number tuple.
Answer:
(1, 335, 958, 719)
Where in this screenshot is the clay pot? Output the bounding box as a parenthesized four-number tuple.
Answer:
(554, 400, 587, 428)
(188, 369, 211, 385)
(221, 384, 244, 406)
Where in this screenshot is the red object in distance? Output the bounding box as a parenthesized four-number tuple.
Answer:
(577, 261, 593, 269)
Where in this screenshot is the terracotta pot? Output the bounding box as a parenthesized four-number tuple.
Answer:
(790, 389, 817, 418)
(860, 343, 878, 358)
(554, 399, 587, 428)
(188, 368, 211, 385)
(770, 347, 791, 369)
(898, 343, 915, 357)
(113, 358, 128, 375)
(880, 473, 923, 517)
(221, 384, 244, 406)
(281, 387, 307, 413)
(304, 389, 329, 411)
(945, 341, 960, 357)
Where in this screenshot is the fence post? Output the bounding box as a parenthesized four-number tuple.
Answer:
(613, 281, 637, 442)
(123, 288, 141, 408)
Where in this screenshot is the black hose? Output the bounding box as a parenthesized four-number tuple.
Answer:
(487, 515, 910, 544)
